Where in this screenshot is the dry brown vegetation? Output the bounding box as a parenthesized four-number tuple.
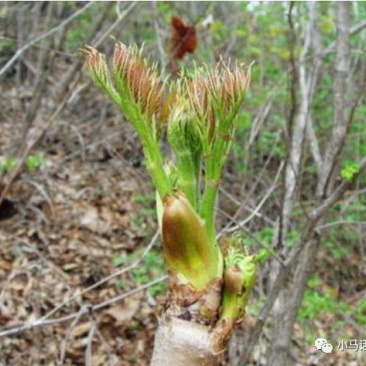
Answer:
(1, 2, 366, 366)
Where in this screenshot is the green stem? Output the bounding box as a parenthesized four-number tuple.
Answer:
(176, 151, 198, 210)
(193, 149, 201, 209)
(200, 148, 221, 244)
(139, 125, 172, 200)
(167, 119, 201, 209)
(200, 105, 239, 238)
(108, 89, 172, 199)
(200, 118, 235, 243)
(200, 176, 219, 243)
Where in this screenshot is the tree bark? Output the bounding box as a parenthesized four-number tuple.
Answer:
(268, 3, 351, 365)
(268, 4, 318, 364)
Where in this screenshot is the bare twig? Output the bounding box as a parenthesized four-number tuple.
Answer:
(239, 154, 366, 365)
(274, 1, 314, 250)
(305, 13, 324, 173)
(306, 115, 323, 172)
(222, 130, 282, 234)
(0, 275, 167, 338)
(35, 231, 159, 324)
(151, 1, 166, 72)
(219, 187, 275, 226)
(22, 2, 55, 136)
(85, 323, 96, 366)
(247, 95, 274, 148)
(0, 213, 160, 340)
(316, 220, 366, 231)
(0, 74, 81, 208)
(58, 305, 89, 365)
(54, 2, 115, 98)
(93, 2, 138, 48)
(220, 161, 284, 235)
(316, 2, 352, 198)
(322, 18, 366, 56)
(0, 2, 95, 80)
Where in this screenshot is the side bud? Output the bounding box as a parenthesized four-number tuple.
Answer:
(220, 236, 256, 322)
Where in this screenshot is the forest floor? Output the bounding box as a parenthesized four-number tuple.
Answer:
(0, 70, 365, 366)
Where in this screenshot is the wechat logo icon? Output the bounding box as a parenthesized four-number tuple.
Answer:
(315, 338, 333, 354)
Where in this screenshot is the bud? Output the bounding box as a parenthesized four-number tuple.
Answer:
(166, 85, 203, 208)
(186, 72, 216, 142)
(162, 190, 220, 290)
(113, 41, 168, 132)
(220, 63, 249, 107)
(186, 63, 250, 144)
(220, 236, 256, 321)
(83, 46, 115, 97)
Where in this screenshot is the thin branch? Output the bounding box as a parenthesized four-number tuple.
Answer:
(316, 220, 366, 231)
(306, 115, 322, 172)
(53, 1, 115, 98)
(305, 4, 323, 173)
(0, 74, 81, 208)
(58, 305, 88, 364)
(312, 155, 366, 221)
(247, 94, 274, 148)
(240, 153, 366, 365)
(322, 18, 366, 56)
(85, 323, 96, 366)
(316, 2, 352, 198)
(0, 2, 95, 80)
(221, 130, 282, 234)
(93, 2, 138, 48)
(220, 161, 284, 235)
(0, 275, 167, 338)
(273, 1, 315, 250)
(151, 1, 166, 72)
(219, 187, 276, 226)
(35, 231, 159, 324)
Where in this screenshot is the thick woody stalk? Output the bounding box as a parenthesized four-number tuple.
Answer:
(151, 317, 222, 366)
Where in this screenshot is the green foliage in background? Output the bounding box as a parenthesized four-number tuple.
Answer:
(113, 250, 166, 297)
(0, 154, 45, 174)
(340, 162, 360, 182)
(26, 153, 45, 171)
(132, 193, 156, 229)
(0, 156, 17, 173)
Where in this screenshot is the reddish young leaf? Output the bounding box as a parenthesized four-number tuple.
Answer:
(170, 16, 197, 60)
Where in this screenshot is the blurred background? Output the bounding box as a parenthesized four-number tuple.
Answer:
(0, 2, 365, 365)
